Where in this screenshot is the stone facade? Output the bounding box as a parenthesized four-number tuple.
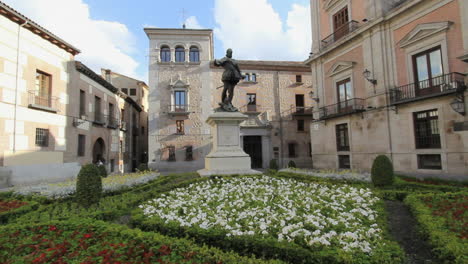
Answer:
(307, 0, 468, 179)
(101, 69, 149, 171)
(145, 28, 314, 173)
(0, 2, 145, 186)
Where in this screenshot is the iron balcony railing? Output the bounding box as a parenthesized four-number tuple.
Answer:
(291, 105, 314, 116)
(390, 72, 466, 105)
(94, 113, 106, 125)
(106, 116, 119, 129)
(28, 90, 59, 111)
(321, 20, 359, 50)
(167, 105, 191, 114)
(239, 104, 262, 113)
(319, 98, 365, 120)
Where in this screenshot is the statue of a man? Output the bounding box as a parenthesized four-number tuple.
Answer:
(214, 48, 243, 112)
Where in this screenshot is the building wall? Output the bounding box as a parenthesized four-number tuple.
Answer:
(308, 0, 467, 179)
(0, 13, 76, 185)
(146, 29, 314, 173)
(102, 70, 149, 170)
(146, 29, 214, 173)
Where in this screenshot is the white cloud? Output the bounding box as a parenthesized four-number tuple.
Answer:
(185, 16, 203, 29)
(3, 0, 141, 80)
(214, 0, 311, 61)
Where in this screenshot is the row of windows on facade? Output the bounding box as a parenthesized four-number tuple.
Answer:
(121, 88, 137, 96)
(172, 119, 305, 135)
(331, 46, 444, 108)
(79, 90, 143, 131)
(334, 109, 442, 170)
(163, 144, 310, 162)
(160, 46, 200, 62)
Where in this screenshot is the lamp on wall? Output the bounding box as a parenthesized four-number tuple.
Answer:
(363, 69, 377, 85)
(450, 96, 466, 116)
(309, 91, 320, 103)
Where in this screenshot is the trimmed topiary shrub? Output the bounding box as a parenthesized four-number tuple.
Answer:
(76, 164, 102, 207)
(288, 160, 296, 168)
(371, 155, 394, 187)
(97, 165, 108, 178)
(269, 159, 278, 171)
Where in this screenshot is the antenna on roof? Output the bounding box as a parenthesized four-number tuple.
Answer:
(180, 8, 187, 29)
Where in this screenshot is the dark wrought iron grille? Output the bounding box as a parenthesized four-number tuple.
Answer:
(414, 109, 441, 149)
(35, 128, 49, 147)
(321, 20, 359, 50)
(418, 154, 442, 170)
(391, 72, 466, 104)
(319, 98, 365, 120)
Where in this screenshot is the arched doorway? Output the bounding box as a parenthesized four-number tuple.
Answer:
(92, 138, 106, 164)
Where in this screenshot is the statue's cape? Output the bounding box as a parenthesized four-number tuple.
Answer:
(217, 57, 242, 82)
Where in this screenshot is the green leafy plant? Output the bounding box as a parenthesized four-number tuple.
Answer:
(97, 164, 108, 178)
(269, 159, 278, 171)
(371, 155, 394, 187)
(76, 164, 103, 207)
(0, 219, 284, 264)
(288, 160, 296, 168)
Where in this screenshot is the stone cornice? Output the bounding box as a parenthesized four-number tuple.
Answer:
(398, 21, 453, 48)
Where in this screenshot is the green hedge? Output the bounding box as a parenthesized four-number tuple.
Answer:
(0, 219, 284, 264)
(404, 193, 468, 263)
(0, 199, 39, 224)
(371, 155, 394, 187)
(76, 164, 103, 207)
(132, 208, 403, 264)
(10, 173, 203, 224)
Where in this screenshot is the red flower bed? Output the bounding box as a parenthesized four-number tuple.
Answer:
(422, 194, 468, 239)
(0, 224, 217, 263)
(0, 200, 28, 213)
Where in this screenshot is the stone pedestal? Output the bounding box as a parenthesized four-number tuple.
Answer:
(198, 112, 262, 176)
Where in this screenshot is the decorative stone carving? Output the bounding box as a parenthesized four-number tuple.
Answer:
(399, 21, 453, 48)
(327, 61, 356, 77)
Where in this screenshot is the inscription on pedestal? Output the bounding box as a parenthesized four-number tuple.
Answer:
(218, 125, 239, 146)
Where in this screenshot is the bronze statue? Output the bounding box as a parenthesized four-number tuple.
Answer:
(214, 48, 244, 112)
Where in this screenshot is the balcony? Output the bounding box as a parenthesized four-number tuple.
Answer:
(319, 98, 365, 120)
(93, 113, 106, 126)
(28, 91, 59, 113)
(290, 105, 314, 118)
(321, 21, 359, 50)
(106, 116, 119, 129)
(167, 105, 192, 115)
(390, 72, 466, 105)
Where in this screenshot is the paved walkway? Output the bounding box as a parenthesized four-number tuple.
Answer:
(385, 200, 438, 264)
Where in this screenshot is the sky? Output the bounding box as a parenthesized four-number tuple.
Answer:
(3, 0, 312, 82)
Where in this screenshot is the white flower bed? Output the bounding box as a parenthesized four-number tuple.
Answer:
(13, 172, 159, 199)
(140, 176, 383, 254)
(281, 168, 371, 182)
